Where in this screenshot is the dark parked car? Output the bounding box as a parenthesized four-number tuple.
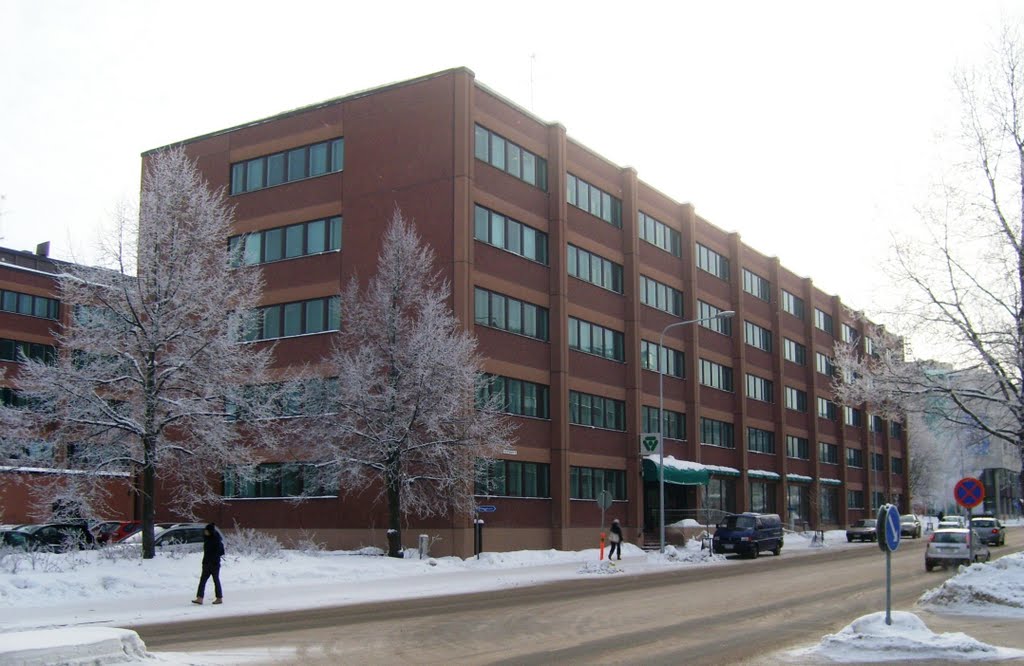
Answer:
(16, 523, 95, 552)
(900, 514, 922, 538)
(712, 512, 784, 558)
(846, 519, 878, 542)
(0, 529, 46, 551)
(970, 516, 1006, 546)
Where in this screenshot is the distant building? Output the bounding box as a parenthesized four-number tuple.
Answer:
(127, 67, 907, 554)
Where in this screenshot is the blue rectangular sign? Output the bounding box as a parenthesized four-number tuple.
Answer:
(476, 505, 497, 513)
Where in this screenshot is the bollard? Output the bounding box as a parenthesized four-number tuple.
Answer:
(418, 534, 429, 559)
(600, 532, 606, 560)
(474, 519, 484, 560)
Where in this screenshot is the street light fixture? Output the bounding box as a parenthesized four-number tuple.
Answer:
(658, 309, 735, 553)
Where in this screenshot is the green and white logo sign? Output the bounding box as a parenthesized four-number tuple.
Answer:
(641, 433, 660, 453)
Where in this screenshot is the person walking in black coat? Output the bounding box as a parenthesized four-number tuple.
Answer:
(192, 523, 225, 605)
(608, 518, 623, 560)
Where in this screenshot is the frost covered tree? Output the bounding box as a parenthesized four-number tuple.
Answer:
(304, 210, 515, 557)
(834, 26, 1024, 495)
(0, 147, 280, 559)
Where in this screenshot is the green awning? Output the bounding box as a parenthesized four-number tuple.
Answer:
(642, 459, 710, 486)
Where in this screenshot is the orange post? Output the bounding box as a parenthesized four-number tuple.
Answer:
(600, 532, 606, 560)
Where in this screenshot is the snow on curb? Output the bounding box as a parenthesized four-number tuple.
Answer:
(919, 551, 1024, 615)
(1, 627, 150, 665)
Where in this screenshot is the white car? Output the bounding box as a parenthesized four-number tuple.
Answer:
(925, 528, 990, 571)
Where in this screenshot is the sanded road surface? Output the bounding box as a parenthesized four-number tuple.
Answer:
(134, 538, 1024, 665)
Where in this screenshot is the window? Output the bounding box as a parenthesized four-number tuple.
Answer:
(746, 373, 774, 403)
(747, 427, 775, 454)
(742, 269, 771, 301)
(871, 452, 885, 471)
(696, 243, 730, 280)
(223, 463, 332, 498)
(781, 290, 805, 319)
(815, 352, 835, 376)
(814, 308, 834, 335)
(706, 477, 737, 514)
(569, 391, 625, 430)
(871, 491, 886, 511)
(474, 287, 549, 341)
(783, 338, 806, 365)
(225, 378, 337, 421)
(841, 323, 858, 343)
(784, 386, 807, 412)
(638, 211, 682, 257)
(700, 417, 735, 448)
(475, 125, 548, 189)
(568, 245, 623, 293)
(787, 484, 810, 523)
(750, 481, 776, 514)
(819, 441, 839, 465)
(0, 290, 59, 320)
(640, 340, 684, 378)
(567, 173, 622, 227)
(568, 317, 624, 361)
(868, 414, 884, 432)
(698, 301, 732, 335)
(229, 216, 341, 266)
(890, 421, 903, 438)
(474, 205, 548, 264)
(477, 374, 550, 419)
(892, 458, 904, 475)
(700, 359, 734, 391)
(844, 406, 862, 427)
(476, 460, 551, 498)
(642, 406, 685, 440)
(786, 435, 810, 460)
(0, 339, 56, 364)
(846, 447, 864, 468)
(640, 276, 683, 316)
(847, 489, 865, 509)
(820, 487, 839, 523)
(744, 321, 771, 352)
(231, 138, 343, 195)
(816, 397, 837, 421)
(570, 466, 626, 500)
(245, 296, 340, 341)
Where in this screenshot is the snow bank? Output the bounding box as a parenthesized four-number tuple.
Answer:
(919, 551, 1024, 615)
(788, 611, 1024, 662)
(2, 627, 149, 665)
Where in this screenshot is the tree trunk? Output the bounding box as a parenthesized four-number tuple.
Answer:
(141, 457, 156, 559)
(386, 465, 402, 558)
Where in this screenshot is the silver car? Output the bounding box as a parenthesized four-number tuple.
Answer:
(925, 528, 990, 571)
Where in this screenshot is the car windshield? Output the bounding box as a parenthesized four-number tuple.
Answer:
(900, 515, 916, 522)
(972, 520, 995, 527)
(933, 532, 967, 543)
(1, 531, 28, 546)
(852, 520, 876, 528)
(719, 515, 755, 530)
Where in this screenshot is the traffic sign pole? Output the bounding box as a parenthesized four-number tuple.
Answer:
(877, 503, 901, 626)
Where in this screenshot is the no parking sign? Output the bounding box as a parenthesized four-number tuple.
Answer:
(954, 477, 985, 509)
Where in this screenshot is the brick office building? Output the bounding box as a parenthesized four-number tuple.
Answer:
(150, 68, 906, 554)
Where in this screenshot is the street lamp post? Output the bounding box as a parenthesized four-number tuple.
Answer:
(658, 310, 735, 553)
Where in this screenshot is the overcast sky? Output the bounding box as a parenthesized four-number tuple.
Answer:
(2, 1, 1021, 337)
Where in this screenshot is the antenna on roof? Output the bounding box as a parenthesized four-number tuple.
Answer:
(529, 53, 536, 111)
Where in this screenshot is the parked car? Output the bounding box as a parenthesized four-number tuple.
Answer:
(900, 514, 922, 538)
(0, 529, 46, 551)
(152, 525, 206, 547)
(937, 515, 966, 527)
(712, 512, 784, 558)
(937, 520, 965, 531)
(16, 523, 96, 552)
(925, 528, 990, 570)
(846, 519, 877, 542)
(120, 526, 167, 544)
(970, 516, 1006, 546)
(92, 520, 142, 545)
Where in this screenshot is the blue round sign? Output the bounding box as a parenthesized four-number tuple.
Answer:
(877, 504, 901, 552)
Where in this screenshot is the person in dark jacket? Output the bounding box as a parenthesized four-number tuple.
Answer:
(192, 523, 225, 605)
(608, 519, 623, 560)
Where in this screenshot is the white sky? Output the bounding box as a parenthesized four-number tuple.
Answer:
(2, 1, 1022, 325)
(1, 528, 1022, 663)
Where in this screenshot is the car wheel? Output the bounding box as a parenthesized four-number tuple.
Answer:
(925, 560, 934, 572)
(847, 536, 853, 543)
(773, 542, 782, 556)
(750, 544, 759, 559)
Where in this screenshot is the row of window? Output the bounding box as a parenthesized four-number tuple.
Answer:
(640, 405, 686, 439)
(223, 463, 333, 498)
(568, 244, 623, 293)
(476, 460, 551, 498)
(698, 301, 732, 335)
(230, 138, 343, 195)
(696, 243, 730, 280)
(475, 125, 548, 190)
(639, 340, 684, 378)
(567, 173, 623, 227)
(568, 317, 624, 362)
(473, 287, 549, 341)
(640, 275, 683, 317)
(474, 205, 548, 264)
(569, 390, 626, 431)
(0, 338, 56, 364)
(1, 290, 59, 321)
(229, 216, 342, 266)
(243, 296, 341, 342)
(477, 374, 551, 419)
(638, 211, 682, 257)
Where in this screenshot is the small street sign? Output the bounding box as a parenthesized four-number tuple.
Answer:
(878, 504, 901, 553)
(476, 505, 497, 513)
(596, 489, 613, 511)
(641, 433, 661, 454)
(954, 477, 985, 509)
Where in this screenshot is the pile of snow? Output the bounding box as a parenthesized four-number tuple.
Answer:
(645, 539, 725, 564)
(2, 627, 149, 665)
(788, 611, 1024, 662)
(577, 560, 625, 575)
(919, 551, 1024, 615)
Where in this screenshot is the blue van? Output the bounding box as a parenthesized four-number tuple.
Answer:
(712, 512, 783, 558)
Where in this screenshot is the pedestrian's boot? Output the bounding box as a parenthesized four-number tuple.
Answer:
(191, 597, 203, 605)
(212, 598, 223, 605)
